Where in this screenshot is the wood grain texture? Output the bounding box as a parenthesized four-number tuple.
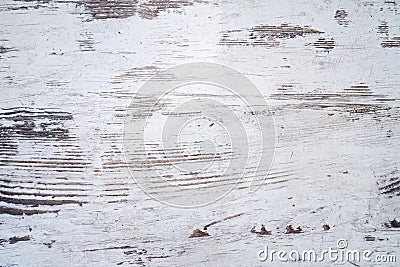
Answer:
(0, 0, 399, 266)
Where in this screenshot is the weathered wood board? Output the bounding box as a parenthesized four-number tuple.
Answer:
(0, 0, 400, 266)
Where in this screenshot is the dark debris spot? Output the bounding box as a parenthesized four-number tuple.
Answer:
(189, 229, 210, 238)
(8, 235, 31, 244)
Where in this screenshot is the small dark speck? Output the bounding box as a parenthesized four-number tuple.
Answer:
(209, 123, 214, 127)
(365, 236, 375, 241)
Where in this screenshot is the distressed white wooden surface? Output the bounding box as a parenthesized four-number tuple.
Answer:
(0, 0, 400, 266)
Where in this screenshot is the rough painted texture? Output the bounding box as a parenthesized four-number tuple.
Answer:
(0, 0, 400, 266)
